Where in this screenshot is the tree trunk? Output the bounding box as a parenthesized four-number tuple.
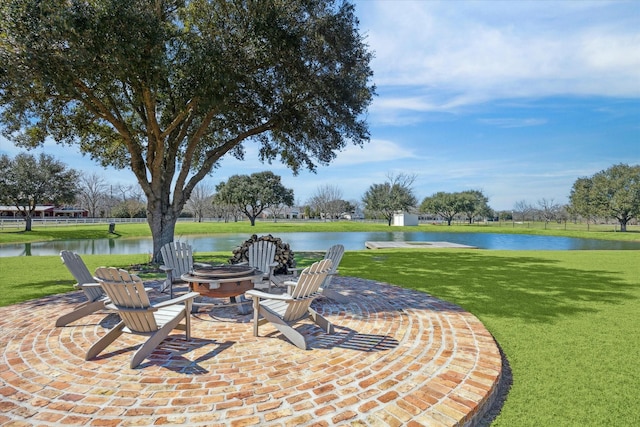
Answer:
(24, 215, 32, 232)
(147, 205, 178, 264)
(249, 215, 256, 226)
(619, 218, 628, 232)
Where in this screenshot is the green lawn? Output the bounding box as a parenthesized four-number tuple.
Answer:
(341, 249, 640, 426)
(0, 223, 639, 425)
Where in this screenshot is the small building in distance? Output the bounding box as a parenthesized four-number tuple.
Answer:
(0, 205, 88, 218)
(393, 212, 419, 226)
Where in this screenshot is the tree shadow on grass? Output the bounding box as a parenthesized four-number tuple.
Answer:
(339, 250, 638, 324)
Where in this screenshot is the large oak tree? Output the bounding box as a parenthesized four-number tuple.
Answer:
(362, 173, 417, 226)
(0, 0, 374, 260)
(420, 191, 463, 226)
(214, 171, 294, 226)
(0, 153, 79, 231)
(569, 163, 640, 232)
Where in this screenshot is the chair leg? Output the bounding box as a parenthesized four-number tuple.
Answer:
(130, 314, 184, 369)
(308, 308, 334, 334)
(86, 321, 125, 361)
(183, 302, 192, 340)
(160, 278, 174, 298)
(56, 300, 105, 327)
(259, 309, 308, 350)
(252, 297, 260, 336)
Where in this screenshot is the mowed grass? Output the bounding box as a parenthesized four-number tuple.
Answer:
(1, 223, 639, 425)
(339, 249, 640, 426)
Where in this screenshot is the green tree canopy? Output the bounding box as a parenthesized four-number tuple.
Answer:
(569, 163, 640, 232)
(362, 173, 417, 226)
(0, 153, 79, 231)
(214, 171, 294, 226)
(0, 0, 374, 260)
(568, 177, 595, 230)
(420, 191, 465, 226)
(459, 190, 491, 224)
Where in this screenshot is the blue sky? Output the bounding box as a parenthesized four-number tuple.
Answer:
(1, 0, 639, 211)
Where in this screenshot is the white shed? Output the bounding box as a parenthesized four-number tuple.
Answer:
(393, 213, 419, 226)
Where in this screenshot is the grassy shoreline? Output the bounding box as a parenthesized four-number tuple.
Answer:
(1, 222, 638, 426)
(1, 220, 639, 245)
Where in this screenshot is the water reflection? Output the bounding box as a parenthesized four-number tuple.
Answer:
(1, 231, 640, 257)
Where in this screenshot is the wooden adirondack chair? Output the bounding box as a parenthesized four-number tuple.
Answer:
(245, 259, 334, 350)
(56, 251, 109, 327)
(160, 242, 209, 298)
(243, 240, 278, 291)
(88, 267, 200, 369)
(288, 244, 347, 302)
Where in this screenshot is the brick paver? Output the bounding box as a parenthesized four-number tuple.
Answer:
(0, 277, 502, 426)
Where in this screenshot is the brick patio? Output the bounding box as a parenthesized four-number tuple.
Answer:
(0, 277, 503, 426)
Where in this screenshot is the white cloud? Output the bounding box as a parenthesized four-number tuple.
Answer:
(477, 118, 547, 128)
(357, 0, 640, 115)
(332, 139, 415, 166)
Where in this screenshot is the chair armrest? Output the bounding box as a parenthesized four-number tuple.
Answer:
(267, 262, 278, 276)
(105, 304, 158, 313)
(153, 292, 200, 308)
(193, 262, 212, 268)
(76, 282, 101, 289)
(245, 289, 293, 302)
(159, 265, 173, 272)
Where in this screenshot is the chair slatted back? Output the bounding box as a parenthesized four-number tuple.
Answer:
(94, 267, 158, 333)
(247, 241, 277, 277)
(160, 242, 194, 281)
(60, 250, 103, 302)
(284, 259, 332, 322)
(322, 244, 344, 286)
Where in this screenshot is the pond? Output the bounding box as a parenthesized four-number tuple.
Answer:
(1, 231, 640, 257)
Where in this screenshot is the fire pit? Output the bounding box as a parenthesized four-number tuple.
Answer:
(181, 265, 264, 299)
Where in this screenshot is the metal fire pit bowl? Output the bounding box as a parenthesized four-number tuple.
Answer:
(183, 265, 262, 299)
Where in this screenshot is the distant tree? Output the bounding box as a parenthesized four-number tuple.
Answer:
(342, 200, 357, 218)
(111, 186, 146, 219)
(110, 185, 146, 219)
(513, 200, 534, 222)
(0, 153, 79, 231)
(214, 171, 294, 226)
(569, 163, 640, 232)
(77, 172, 109, 218)
(420, 191, 465, 226)
(459, 190, 491, 224)
(111, 199, 146, 219)
(537, 198, 561, 229)
(568, 177, 596, 230)
(185, 182, 215, 222)
(0, 0, 374, 261)
(362, 173, 418, 226)
(303, 205, 313, 219)
(557, 204, 570, 228)
(308, 184, 346, 221)
(497, 210, 513, 222)
(210, 200, 240, 223)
